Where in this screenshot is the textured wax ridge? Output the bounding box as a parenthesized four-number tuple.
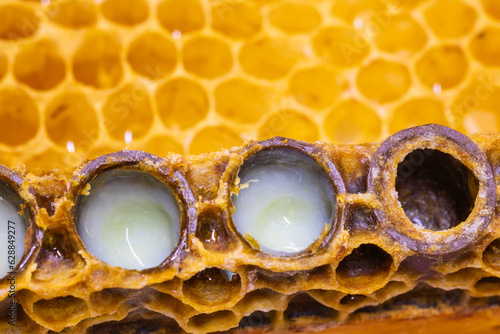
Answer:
(232, 149, 336, 255)
(77, 170, 181, 270)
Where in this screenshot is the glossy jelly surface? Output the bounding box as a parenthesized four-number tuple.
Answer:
(77, 170, 181, 270)
(232, 148, 336, 256)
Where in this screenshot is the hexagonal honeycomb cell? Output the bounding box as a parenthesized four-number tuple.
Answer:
(425, 0, 477, 39)
(356, 59, 411, 104)
(0, 87, 39, 146)
(215, 77, 275, 123)
(289, 66, 347, 110)
(156, 77, 209, 129)
(313, 26, 370, 68)
(157, 0, 205, 34)
(126, 31, 177, 79)
(416, 45, 468, 90)
(375, 13, 427, 54)
(240, 36, 300, 80)
(389, 97, 448, 134)
(212, 1, 262, 39)
(325, 99, 381, 144)
(470, 27, 500, 67)
(72, 29, 123, 89)
(102, 83, 154, 141)
(183, 35, 233, 79)
(101, 0, 149, 26)
(269, 2, 321, 34)
(482, 0, 500, 21)
(45, 90, 99, 150)
(49, 0, 98, 28)
(14, 38, 66, 91)
(0, 1, 499, 333)
(0, 3, 39, 40)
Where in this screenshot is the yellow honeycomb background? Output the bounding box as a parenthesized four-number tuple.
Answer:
(0, 0, 499, 169)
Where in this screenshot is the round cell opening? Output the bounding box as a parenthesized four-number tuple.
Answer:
(231, 147, 336, 256)
(396, 149, 479, 231)
(76, 169, 181, 270)
(0, 180, 29, 278)
(483, 238, 500, 270)
(336, 244, 393, 281)
(182, 268, 241, 306)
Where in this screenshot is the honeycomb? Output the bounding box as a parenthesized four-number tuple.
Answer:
(0, 124, 499, 334)
(0, 0, 498, 169)
(0, 0, 500, 333)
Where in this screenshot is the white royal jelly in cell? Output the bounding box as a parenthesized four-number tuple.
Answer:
(77, 170, 181, 270)
(0, 188, 28, 278)
(232, 148, 336, 256)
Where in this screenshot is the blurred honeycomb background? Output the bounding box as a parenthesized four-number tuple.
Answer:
(0, 0, 499, 169)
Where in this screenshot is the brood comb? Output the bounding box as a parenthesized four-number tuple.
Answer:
(0, 124, 499, 333)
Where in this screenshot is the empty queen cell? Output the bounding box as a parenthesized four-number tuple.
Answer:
(368, 124, 496, 254)
(231, 142, 338, 256)
(76, 164, 182, 271)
